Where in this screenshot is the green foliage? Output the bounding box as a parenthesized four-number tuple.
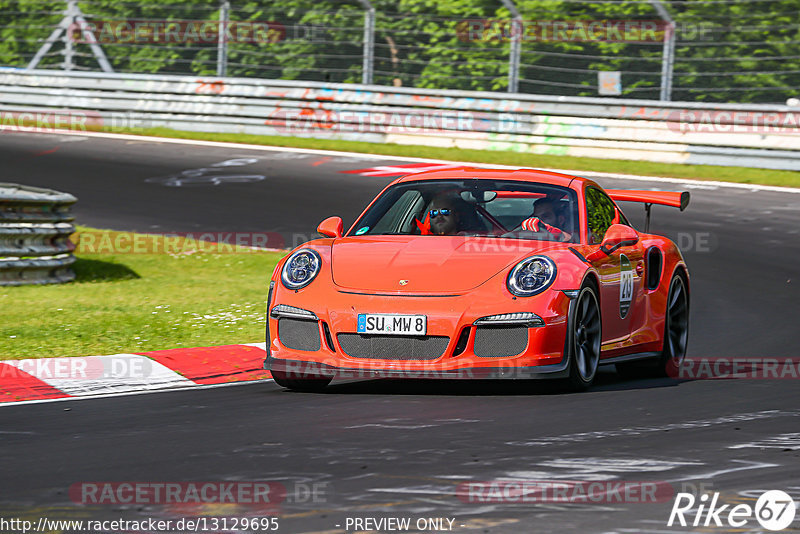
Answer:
(2, 0, 799, 102)
(584, 186, 616, 243)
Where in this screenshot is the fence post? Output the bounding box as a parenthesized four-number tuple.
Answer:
(499, 0, 521, 93)
(217, 0, 230, 77)
(662, 23, 676, 101)
(357, 0, 375, 85)
(62, 0, 77, 70)
(649, 0, 675, 101)
(74, 11, 114, 72)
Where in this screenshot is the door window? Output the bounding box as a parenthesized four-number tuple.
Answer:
(585, 187, 618, 244)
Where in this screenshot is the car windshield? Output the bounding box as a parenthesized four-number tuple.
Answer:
(349, 179, 579, 242)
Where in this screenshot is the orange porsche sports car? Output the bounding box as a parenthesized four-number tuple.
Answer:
(264, 167, 690, 391)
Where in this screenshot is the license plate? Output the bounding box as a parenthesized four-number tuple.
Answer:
(357, 314, 426, 335)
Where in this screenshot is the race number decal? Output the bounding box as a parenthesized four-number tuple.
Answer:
(619, 254, 633, 318)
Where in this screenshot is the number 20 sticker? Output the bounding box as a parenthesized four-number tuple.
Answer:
(619, 254, 634, 318)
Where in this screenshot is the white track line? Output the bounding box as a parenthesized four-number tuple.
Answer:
(38, 129, 800, 194)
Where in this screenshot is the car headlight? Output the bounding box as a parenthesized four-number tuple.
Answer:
(506, 255, 557, 297)
(281, 249, 322, 290)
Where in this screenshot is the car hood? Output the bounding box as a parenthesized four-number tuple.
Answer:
(331, 235, 565, 293)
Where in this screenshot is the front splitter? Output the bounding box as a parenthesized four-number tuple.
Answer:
(265, 355, 569, 380)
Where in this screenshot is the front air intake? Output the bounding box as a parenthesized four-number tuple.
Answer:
(473, 325, 528, 358)
(337, 334, 449, 360)
(278, 318, 321, 351)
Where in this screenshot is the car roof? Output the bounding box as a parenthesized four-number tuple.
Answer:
(393, 167, 588, 189)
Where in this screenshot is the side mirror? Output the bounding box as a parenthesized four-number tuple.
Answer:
(599, 224, 639, 254)
(317, 216, 343, 238)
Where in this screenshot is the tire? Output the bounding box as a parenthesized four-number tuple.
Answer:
(271, 369, 332, 392)
(566, 284, 602, 391)
(615, 272, 689, 379)
(657, 273, 690, 377)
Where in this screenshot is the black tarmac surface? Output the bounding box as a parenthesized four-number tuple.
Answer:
(1, 132, 799, 534)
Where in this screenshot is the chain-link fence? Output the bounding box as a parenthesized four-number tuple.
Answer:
(2, 0, 799, 104)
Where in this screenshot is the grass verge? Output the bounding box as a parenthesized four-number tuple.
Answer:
(0, 226, 283, 360)
(119, 126, 800, 188)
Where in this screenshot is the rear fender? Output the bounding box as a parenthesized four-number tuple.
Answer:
(641, 236, 688, 294)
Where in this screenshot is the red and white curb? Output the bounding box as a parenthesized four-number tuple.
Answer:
(0, 343, 271, 406)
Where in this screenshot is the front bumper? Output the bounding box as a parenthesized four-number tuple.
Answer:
(265, 283, 574, 381)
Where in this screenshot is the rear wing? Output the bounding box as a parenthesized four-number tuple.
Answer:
(605, 190, 690, 233)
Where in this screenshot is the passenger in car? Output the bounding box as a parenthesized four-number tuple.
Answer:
(519, 197, 572, 241)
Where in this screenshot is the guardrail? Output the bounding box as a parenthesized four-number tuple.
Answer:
(1, 70, 800, 171)
(0, 183, 77, 286)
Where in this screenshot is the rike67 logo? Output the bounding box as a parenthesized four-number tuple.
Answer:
(668, 490, 796, 531)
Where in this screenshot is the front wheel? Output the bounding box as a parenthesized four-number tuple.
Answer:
(566, 284, 602, 391)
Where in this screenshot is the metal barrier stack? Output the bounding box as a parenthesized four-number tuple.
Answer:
(0, 183, 77, 286)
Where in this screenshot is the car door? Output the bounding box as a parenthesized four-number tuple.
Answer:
(584, 187, 644, 344)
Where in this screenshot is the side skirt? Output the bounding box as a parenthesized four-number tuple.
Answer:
(599, 352, 661, 366)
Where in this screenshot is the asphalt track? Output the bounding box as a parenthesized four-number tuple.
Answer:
(1, 132, 799, 534)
